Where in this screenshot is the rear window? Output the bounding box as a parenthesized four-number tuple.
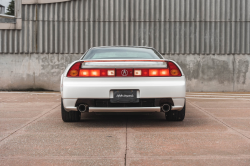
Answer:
(82, 47, 162, 59)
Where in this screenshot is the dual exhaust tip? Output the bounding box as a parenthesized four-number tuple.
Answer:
(78, 104, 88, 113)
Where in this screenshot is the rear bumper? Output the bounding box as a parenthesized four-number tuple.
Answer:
(63, 98, 185, 112)
(61, 76, 186, 112)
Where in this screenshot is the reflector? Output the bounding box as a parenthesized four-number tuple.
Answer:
(170, 69, 179, 76)
(67, 62, 81, 77)
(69, 70, 78, 76)
(142, 69, 149, 76)
(168, 61, 182, 76)
(100, 70, 107, 76)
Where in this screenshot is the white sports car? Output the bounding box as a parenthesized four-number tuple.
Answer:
(61, 46, 186, 122)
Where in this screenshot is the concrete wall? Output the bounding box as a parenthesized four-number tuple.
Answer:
(1, 0, 250, 91)
(0, 54, 81, 91)
(164, 54, 250, 92)
(0, 54, 249, 92)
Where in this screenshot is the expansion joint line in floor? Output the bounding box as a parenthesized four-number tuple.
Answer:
(124, 116, 128, 166)
(0, 104, 60, 143)
(188, 101, 250, 141)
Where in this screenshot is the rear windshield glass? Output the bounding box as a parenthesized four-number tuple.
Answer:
(82, 47, 162, 59)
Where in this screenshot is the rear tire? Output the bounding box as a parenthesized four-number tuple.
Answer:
(165, 104, 185, 121)
(61, 99, 81, 122)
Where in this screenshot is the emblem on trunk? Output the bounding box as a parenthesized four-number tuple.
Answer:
(121, 69, 128, 76)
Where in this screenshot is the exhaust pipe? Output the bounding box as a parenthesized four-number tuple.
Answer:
(162, 104, 171, 112)
(78, 104, 88, 113)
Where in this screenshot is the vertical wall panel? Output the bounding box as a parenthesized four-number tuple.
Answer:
(247, 0, 250, 21)
(246, 23, 250, 54)
(1, 0, 250, 54)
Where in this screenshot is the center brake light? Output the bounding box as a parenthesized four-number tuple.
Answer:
(67, 61, 182, 77)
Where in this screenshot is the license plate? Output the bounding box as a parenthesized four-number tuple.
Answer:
(110, 90, 139, 103)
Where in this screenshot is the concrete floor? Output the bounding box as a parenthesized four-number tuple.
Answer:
(1, 92, 250, 166)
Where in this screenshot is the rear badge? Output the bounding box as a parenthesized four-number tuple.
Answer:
(121, 69, 128, 76)
(116, 69, 134, 77)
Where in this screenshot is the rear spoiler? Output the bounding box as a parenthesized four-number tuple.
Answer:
(82, 59, 167, 62)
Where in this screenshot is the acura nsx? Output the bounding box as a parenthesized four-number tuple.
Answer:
(60, 46, 186, 122)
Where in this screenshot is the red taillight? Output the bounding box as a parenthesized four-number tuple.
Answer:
(79, 69, 90, 77)
(67, 61, 181, 77)
(134, 69, 170, 77)
(159, 69, 170, 76)
(142, 69, 149, 76)
(79, 69, 115, 77)
(134, 69, 150, 76)
(100, 69, 107, 76)
(168, 61, 182, 76)
(149, 69, 159, 76)
(90, 70, 100, 77)
(67, 62, 81, 77)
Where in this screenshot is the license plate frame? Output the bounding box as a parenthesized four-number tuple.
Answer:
(110, 90, 139, 103)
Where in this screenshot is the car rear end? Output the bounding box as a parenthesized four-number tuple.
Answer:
(61, 47, 186, 122)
